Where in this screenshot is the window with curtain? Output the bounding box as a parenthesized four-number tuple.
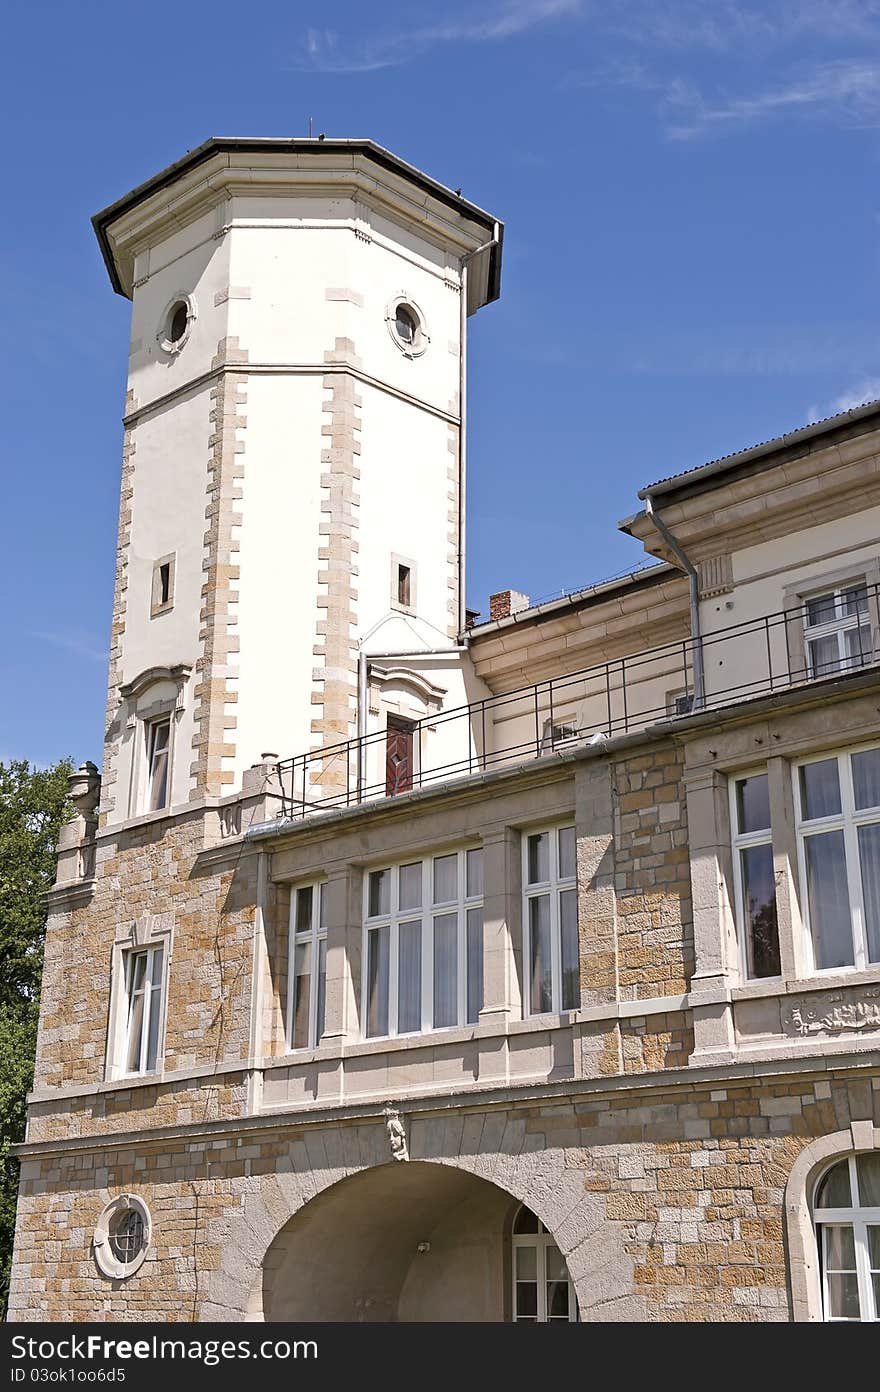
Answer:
(796, 746, 880, 971)
(511, 1204, 578, 1322)
(730, 770, 781, 979)
(814, 1153, 880, 1321)
(123, 944, 164, 1075)
(287, 883, 327, 1050)
(803, 583, 872, 679)
(363, 848, 483, 1039)
(522, 825, 579, 1016)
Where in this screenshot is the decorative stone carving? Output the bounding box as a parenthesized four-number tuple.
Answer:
(782, 987, 880, 1037)
(384, 1106, 409, 1162)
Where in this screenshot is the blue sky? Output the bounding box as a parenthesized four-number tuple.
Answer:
(3, 0, 880, 768)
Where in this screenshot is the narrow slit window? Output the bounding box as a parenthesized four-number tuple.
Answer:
(397, 564, 411, 608)
(159, 563, 171, 606)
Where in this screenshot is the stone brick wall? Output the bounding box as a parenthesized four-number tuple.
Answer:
(613, 747, 694, 998)
(9, 1069, 878, 1322)
(33, 810, 257, 1107)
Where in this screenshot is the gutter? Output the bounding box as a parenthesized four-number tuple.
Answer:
(644, 495, 705, 710)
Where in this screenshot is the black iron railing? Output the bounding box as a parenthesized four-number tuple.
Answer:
(274, 588, 879, 820)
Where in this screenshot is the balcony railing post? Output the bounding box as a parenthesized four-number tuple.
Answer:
(765, 615, 774, 691)
(481, 699, 487, 772)
(548, 678, 555, 750)
(620, 656, 629, 735)
(301, 753, 308, 819)
(605, 662, 612, 737)
(534, 686, 541, 757)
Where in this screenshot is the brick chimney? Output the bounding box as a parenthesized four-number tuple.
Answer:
(489, 589, 530, 622)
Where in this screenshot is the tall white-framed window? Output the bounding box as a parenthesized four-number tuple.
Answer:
(803, 583, 873, 678)
(795, 745, 880, 971)
(122, 944, 164, 1076)
(511, 1204, 578, 1322)
(363, 848, 483, 1039)
(522, 825, 578, 1016)
(145, 716, 171, 812)
(729, 770, 781, 979)
(814, 1153, 880, 1322)
(286, 883, 327, 1050)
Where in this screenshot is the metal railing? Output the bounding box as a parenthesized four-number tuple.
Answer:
(274, 587, 879, 820)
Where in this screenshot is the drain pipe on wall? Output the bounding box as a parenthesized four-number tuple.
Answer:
(458, 225, 500, 639)
(644, 494, 705, 710)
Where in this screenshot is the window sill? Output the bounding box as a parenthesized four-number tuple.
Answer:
(730, 963, 880, 1002)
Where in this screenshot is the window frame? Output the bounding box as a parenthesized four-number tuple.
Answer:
(361, 847, 484, 1041)
(150, 553, 176, 618)
(729, 768, 782, 982)
(802, 581, 872, 679)
(144, 714, 172, 814)
(813, 1155, 880, 1322)
(521, 824, 579, 1018)
(794, 743, 880, 974)
(121, 942, 165, 1078)
(511, 1206, 578, 1323)
(286, 882, 328, 1052)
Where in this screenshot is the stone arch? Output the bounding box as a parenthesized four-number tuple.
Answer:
(200, 1109, 646, 1322)
(785, 1120, 880, 1322)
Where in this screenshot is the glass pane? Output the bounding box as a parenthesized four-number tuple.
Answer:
(150, 946, 164, 987)
(816, 1160, 852, 1208)
(559, 888, 580, 1010)
(295, 885, 313, 933)
(853, 749, 880, 811)
(397, 920, 421, 1034)
(515, 1283, 538, 1319)
(806, 592, 837, 627)
(466, 848, 483, 898)
(514, 1206, 540, 1234)
(399, 862, 422, 912)
(546, 1245, 567, 1280)
(558, 826, 576, 880)
(868, 1226, 880, 1268)
(529, 895, 553, 1014)
(146, 967, 162, 1072)
(800, 759, 842, 820)
(845, 624, 872, 668)
(527, 832, 550, 885)
(805, 831, 854, 969)
(318, 881, 326, 927)
(824, 1223, 856, 1269)
(842, 583, 869, 616)
(433, 854, 457, 904)
(827, 1272, 861, 1320)
(149, 747, 169, 811)
(433, 913, 458, 1028)
(466, 908, 483, 1025)
(291, 941, 311, 1049)
(741, 844, 780, 978)
(857, 1154, 880, 1208)
(366, 925, 389, 1037)
(368, 869, 390, 918)
(316, 938, 326, 1042)
(547, 1281, 570, 1319)
(858, 823, 880, 964)
(808, 634, 842, 677)
(125, 985, 145, 1073)
(516, 1246, 537, 1279)
(736, 774, 771, 834)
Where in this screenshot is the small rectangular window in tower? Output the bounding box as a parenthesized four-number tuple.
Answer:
(146, 718, 171, 812)
(150, 553, 176, 617)
(390, 553, 416, 612)
(397, 564, 411, 608)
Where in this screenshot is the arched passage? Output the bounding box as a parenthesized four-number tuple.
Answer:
(261, 1161, 565, 1322)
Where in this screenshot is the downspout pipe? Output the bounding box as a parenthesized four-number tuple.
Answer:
(644, 494, 705, 710)
(458, 226, 500, 639)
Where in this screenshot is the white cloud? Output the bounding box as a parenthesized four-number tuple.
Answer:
(293, 0, 580, 72)
(665, 60, 880, 138)
(806, 378, 880, 423)
(31, 630, 108, 663)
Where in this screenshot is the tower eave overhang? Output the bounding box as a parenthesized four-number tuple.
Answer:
(92, 136, 504, 309)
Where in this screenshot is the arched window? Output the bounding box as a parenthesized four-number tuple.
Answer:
(814, 1153, 880, 1321)
(511, 1204, 577, 1322)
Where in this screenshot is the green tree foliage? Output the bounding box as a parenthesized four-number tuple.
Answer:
(0, 758, 72, 1316)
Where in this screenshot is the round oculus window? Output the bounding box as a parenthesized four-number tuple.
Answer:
(394, 304, 417, 345)
(168, 301, 189, 344)
(109, 1207, 145, 1263)
(93, 1194, 152, 1280)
